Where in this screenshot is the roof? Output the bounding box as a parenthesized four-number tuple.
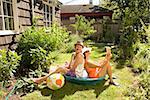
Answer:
(61, 5, 113, 14)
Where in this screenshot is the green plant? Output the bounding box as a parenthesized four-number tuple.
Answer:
(71, 15, 96, 38)
(0, 49, 21, 82)
(14, 78, 38, 94)
(131, 44, 150, 70)
(126, 69, 150, 99)
(29, 47, 59, 77)
(16, 23, 69, 76)
(125, 24, 150, 100)
(118, 30, 138, 59)
(17, 23, 69, 52)
(131, 24, 150, 69)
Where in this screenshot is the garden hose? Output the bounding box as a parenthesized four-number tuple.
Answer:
(5, 80, 19, 100)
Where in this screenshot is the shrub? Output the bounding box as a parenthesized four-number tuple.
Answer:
(126, 69, 150, 99)
(0, 49, 21, 82)
(16, 23, 69, 76)
(131, 44, 150, 70)
(28, 47, 59, 77)
(17, 23, 69, 52)
(125, 24, 150, 100)
(131, 24, 150, 70)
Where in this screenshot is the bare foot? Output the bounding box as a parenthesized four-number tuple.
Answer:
(31, 78, 41, 84)
(109, 81, 120, 86)
(106, 47, 112, 60)
(106, 47, 111, 54)
(31, 73, 51, 84)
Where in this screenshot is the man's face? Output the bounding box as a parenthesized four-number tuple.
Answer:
(75, 44, 83, 53)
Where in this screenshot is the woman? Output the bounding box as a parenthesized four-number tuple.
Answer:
(83, 47, 119, 86)
(32, 41, 87, 84)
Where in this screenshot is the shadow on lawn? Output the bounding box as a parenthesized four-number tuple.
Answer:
(40, 80, 109, 100)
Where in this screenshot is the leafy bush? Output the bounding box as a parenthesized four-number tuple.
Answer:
(131, 24, 150, 70)
(126, 69, 150, 100)
(0, 49, 21, 82)
(17, 23, 69, 52)
(29, 47, 59, 77)
(131, 44, 150, 70)
(118, 30, 138, 60)
(125, 24, 150, 100)
(14, 78, 37, 94)
(16, 23, 69, 76)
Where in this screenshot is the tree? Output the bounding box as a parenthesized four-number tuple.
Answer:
(101, 0, 150, 59)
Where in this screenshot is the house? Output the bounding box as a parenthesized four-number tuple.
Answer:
(60, 3, 120, 42)
(60, 3, 113, 32)
(0, 0, 61, 49)
(61, 5, 113, 22)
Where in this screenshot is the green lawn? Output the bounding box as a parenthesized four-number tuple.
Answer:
(22, 43, 136, 100)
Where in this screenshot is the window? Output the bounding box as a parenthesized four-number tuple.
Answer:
(43, 4, 53, 27)
(61, 17, 69, 20)
(70, 17, 75, 21)
(0, 0, 14, 30)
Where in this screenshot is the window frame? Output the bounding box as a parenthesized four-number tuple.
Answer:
(43, 0, 55, 27)
(0, 0, 18, 31)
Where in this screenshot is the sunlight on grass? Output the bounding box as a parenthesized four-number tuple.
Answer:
(51, 53, 72, 66)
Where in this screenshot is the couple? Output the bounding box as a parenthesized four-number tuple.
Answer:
(33, 41, 119, 86)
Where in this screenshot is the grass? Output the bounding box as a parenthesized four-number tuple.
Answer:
(22, 43, 136, 100)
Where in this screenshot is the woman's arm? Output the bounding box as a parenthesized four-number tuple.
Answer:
(86, 58, 109, 68)
(86, 61, 100, 68)
(67, 53, 75, 69)
(70, 53, 84, 72)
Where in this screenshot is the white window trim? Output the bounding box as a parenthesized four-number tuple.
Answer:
(43, 0, 57, 26)
(0, 0, 19, 31)
(13, 0, 19, 31)
(0, 30, 19, 36)
(1, 0, 5, 30)
(43, 3, 53, 27)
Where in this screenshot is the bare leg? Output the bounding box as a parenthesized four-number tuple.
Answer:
(97, 61, 113, 82)
(97, 47, 113, 82)
(98, 58, 119, 86)
(32, 67, 69, 84)
(32, 73, 51, 84)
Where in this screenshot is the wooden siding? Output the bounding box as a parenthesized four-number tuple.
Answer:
(0, 0, 61, 50)
(16, 0, 61, 31)
(0, 34, 20, 50)
(17, 0, 32, 31)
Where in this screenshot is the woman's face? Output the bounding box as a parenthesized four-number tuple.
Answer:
(75, 44, 83, 53)
(85, 51, 90, 58)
